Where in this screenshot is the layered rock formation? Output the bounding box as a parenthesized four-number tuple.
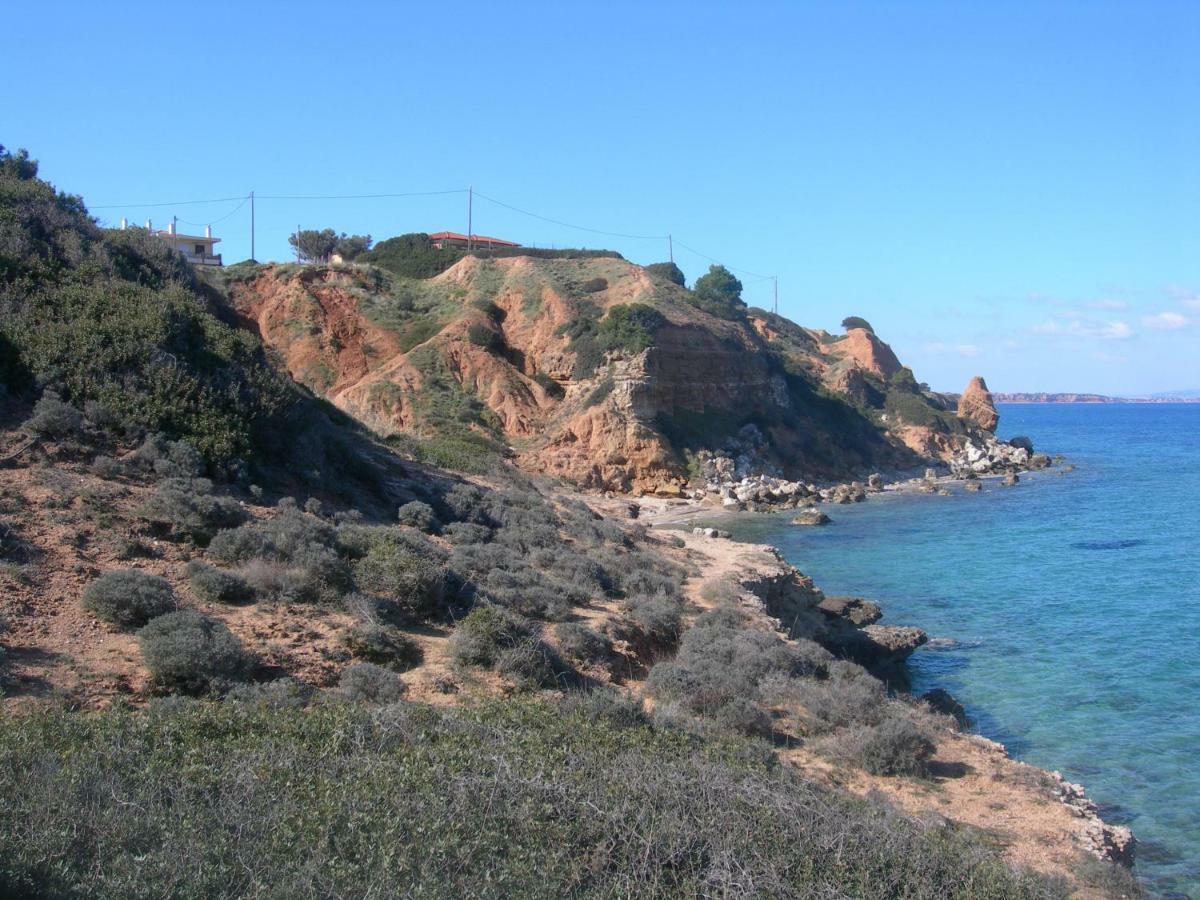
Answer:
(224, 257, 1000, 494)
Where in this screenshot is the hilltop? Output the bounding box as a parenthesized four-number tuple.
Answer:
(213, 249, 993, 494)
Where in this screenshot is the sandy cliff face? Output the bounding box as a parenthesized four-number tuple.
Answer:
(226, 258, 990, 493)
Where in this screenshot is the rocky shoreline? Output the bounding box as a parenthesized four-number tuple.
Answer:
(672, 426, 1061, 518)
(629, 468, 1137, 873)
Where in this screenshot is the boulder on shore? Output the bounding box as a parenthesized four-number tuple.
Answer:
(817, 595, 883, 626)
(957, 376, 1000, 432)
(922, 688, 970, 730)
(791, 509, 830, 526)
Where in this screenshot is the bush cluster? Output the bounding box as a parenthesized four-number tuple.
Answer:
(819, 716, 937, 777)
(82, 570, 176, 629)
(338, 662, 407, 704)
(646, 607, 833, 736)
(186, 560, 254, 605)
(137, 609, 251, 694)
(24, 390, 83, 440)
(138, 478, 247, 544)
(553, 621, 612, 664)
(208, 503, 349, 603)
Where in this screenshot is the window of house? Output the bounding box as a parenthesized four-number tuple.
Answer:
(194, 244, 205, 255)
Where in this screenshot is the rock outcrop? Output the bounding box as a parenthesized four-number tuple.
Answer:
(957, 376, 999, 432)
(227, 258, 1001, 495)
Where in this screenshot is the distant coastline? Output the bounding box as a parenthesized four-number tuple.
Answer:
(993, 392, 1200, 404)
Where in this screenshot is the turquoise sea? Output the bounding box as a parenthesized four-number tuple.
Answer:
(721, 404, 1200, 897)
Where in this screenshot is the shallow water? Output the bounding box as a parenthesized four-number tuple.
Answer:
(719, 404, 1200, 896)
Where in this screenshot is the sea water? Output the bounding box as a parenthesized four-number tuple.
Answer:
(721, 404, 1200, 896)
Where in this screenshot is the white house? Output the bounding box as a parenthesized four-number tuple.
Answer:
(125, 218, 223, 266)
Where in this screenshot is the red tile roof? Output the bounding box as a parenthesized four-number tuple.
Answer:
(429, 231, 520, 247)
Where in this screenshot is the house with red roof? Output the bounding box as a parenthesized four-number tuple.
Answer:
(429, 231, 520, 251)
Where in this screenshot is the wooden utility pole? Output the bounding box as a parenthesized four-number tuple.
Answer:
(250, 191, 255, 261)
(467, 185, 473, 252)
(668, 233, 674, 264)
(773, 276, 778, 316)
(296, 224, 301, 262)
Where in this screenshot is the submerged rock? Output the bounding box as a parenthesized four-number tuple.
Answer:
(1001, 473, 1020, 487)
(964, 480, 983, 492)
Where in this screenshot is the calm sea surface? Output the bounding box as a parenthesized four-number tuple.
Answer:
(719, 404, 1200, 896)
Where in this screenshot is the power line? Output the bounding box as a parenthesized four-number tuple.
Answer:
(176, 196, 250, 228)
(90, 195, 247, 210)
(472, 190, 667, 240)
(255, 189, 468, 200)
(673, 240, 775, 281)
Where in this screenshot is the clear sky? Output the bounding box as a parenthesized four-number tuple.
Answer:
(4, 1, 1198, 395)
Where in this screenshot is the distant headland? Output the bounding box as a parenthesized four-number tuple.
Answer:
(993, 391, 1200, 404)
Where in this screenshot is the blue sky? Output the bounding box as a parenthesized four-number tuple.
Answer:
(4, 1, 1198, 394)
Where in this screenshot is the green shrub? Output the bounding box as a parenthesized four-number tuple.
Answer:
(553, 621, 612, 664)
(466, 322, 503, 350)
(186, 561, 254, 605)
(208, 506, 350, 603)
(821, 716, 937, 777)
(448, 604, 533, 668)
(598, 303, 664, 353)
(138, 478, 247, 544)
(397, 500, 441, 534)
(606, 593, 684, 653)
(24, 390, 82, 439)
(338, 662, 407, 704)
(787, 664, 886, 734)
(82, 570, 176, 629)
(495, 638, 563, 690)
(353, 533, 447, 617)
(225, 678, 310, 709)
(841, 316, 874, 333)
(137, 610, 250, 694)
(645, 261, 686, 287)
(340, 623, 423, 671)
(579, 277, 608, 293)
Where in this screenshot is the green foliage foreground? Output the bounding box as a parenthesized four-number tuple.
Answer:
(0, 699, 1060, 899)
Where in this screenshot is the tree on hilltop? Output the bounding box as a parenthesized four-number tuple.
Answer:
(335, 233, 372, 261)
(687, 265, 745, 320)
(289, 229, 339, 263)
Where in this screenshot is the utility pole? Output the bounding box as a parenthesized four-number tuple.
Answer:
(467, 185, 473, 253)
(250, 191, 255, 262)
(773, 276, 778, 316)
(668, 233, 673, 264)
(296, 224, 301, 262)
(172, 215, 177, 235)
